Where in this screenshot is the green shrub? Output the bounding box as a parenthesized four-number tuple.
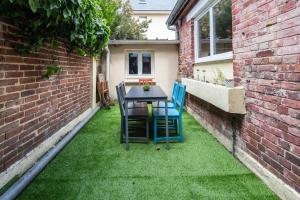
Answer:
(0, 0, 111, 56)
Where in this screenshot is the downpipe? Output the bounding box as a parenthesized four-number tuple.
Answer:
(0, 106, 100, 200)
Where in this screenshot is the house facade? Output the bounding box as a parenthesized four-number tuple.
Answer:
(167, 0, 300, 199)
(108, 40, 178, 98)
(130, 0, 177, 40)
(106, 0, 179, 99)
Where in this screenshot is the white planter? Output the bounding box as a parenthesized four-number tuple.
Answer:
(182, 78, 246, 114)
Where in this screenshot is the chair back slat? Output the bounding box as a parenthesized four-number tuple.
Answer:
(121, 81, 126, 96)
(176, 84, 186, 114)
(116, 83, 125, 116)
(171, 81, 179, 104)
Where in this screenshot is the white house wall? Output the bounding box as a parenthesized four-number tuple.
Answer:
(108, 44, 178, 99)
(133, 13, 176, 40)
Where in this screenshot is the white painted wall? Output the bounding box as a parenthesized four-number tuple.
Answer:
(193, 60, 233, 83)
(133, 13, 176, 40)
(108, 44, 178, 99)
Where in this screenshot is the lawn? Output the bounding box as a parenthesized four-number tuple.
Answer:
(17, 106, 278, 199)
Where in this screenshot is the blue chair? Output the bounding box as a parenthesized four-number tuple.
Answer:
(152, 81, 179, 108)
(153, 84, 186, 144)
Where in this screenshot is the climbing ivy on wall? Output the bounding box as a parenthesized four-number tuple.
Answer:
(0, 0, 111, 56)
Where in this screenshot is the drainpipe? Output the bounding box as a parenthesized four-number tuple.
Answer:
(105, 47, 110, 81)
(167, 25, 179, 40)
(167, 25, 176, 31)
(0, 107, 100, 200)
(231, 116, 237, 156)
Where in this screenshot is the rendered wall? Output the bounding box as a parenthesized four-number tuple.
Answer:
(108, 44, 178, 99)
(133, 13, 176, 40)
(193, 60, 233, 83)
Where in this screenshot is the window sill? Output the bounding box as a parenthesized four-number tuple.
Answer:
(124, 77, 156, 84)
(125, 75, 155, 79)
(195, 52, 233, 64)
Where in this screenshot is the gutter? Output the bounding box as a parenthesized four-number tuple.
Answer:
(108, 40, 180, 45)
(0, 106, 100, 200)
(167, 25, 176, 31)
(105, 47, 110, 81)
(166, 0, 189, 26)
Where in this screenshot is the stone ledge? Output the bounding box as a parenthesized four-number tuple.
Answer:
(182, 78, 246, 114)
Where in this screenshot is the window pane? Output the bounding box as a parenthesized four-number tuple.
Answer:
(198, 12, 210, 58)
(129, 53, 138, 75)
(142, 53, 151, 74)
(214, 0, 232, 54)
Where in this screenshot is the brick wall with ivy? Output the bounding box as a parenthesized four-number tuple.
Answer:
(0, 19, 92, 173)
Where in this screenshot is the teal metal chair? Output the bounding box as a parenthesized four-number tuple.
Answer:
(152, 81, 179, 108)
(153, 84, 186, 144)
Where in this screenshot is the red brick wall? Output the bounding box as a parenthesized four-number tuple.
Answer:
(178, 16, 239, 149)
(178, 0, 300, 192)
(0, 19, 92, 173)
(233, 0, 300, 191)
(186, 94, 243, 143)
(178, 18, 194, 79)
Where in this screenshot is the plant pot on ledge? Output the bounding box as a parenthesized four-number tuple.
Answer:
(143, 84, 150, 91)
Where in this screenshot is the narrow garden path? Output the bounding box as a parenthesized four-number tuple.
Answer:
(18, 106, 278, 199)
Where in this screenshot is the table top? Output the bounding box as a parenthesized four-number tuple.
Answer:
(125, 86, 167, 101)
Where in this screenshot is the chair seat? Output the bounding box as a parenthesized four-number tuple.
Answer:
(123, 107, 149, 118)
(128, 101, 147, 108)
(153, 108, 179, 118)
(152, 101, 175, 108)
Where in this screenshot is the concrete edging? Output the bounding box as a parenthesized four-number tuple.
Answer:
(236, 149, 300, 200)
(0, 107, 96, 188)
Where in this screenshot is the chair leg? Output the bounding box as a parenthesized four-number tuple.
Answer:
(154, 118, 157, 144)
(179, 117, 183, 143)
(175, 119, 178, 135)
(120, 118, 124, 143)
(146, 118, 149, 143)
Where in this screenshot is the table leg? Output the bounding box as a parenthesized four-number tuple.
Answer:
(125, 100, 129, 150)
(165, 99, 169, 149)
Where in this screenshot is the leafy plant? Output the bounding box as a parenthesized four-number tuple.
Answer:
(0, 0, 111, 56)
(143, 84, 150, 91)
(42, 64, 62, 80)
(99, 0, 151, 40)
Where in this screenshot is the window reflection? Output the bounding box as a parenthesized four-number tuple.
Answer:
(142, 53, 151, 74)
(129, 53, 138, 74)
(214, 0, 232, 54)
(196, 0, 232, 59)
(198, 12, 210, 58)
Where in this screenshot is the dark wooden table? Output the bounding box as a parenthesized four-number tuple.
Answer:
(124, 86, 169, 149)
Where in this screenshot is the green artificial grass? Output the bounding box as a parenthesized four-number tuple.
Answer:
(17, 106, 278, 200)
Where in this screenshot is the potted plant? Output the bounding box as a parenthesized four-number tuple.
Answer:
(224, 79, 234, 88)
(143, 84, 151, 91)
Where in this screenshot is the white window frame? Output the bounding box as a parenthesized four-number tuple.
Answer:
(125, 50, 155, 78)
(194, 0, 233, 63)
